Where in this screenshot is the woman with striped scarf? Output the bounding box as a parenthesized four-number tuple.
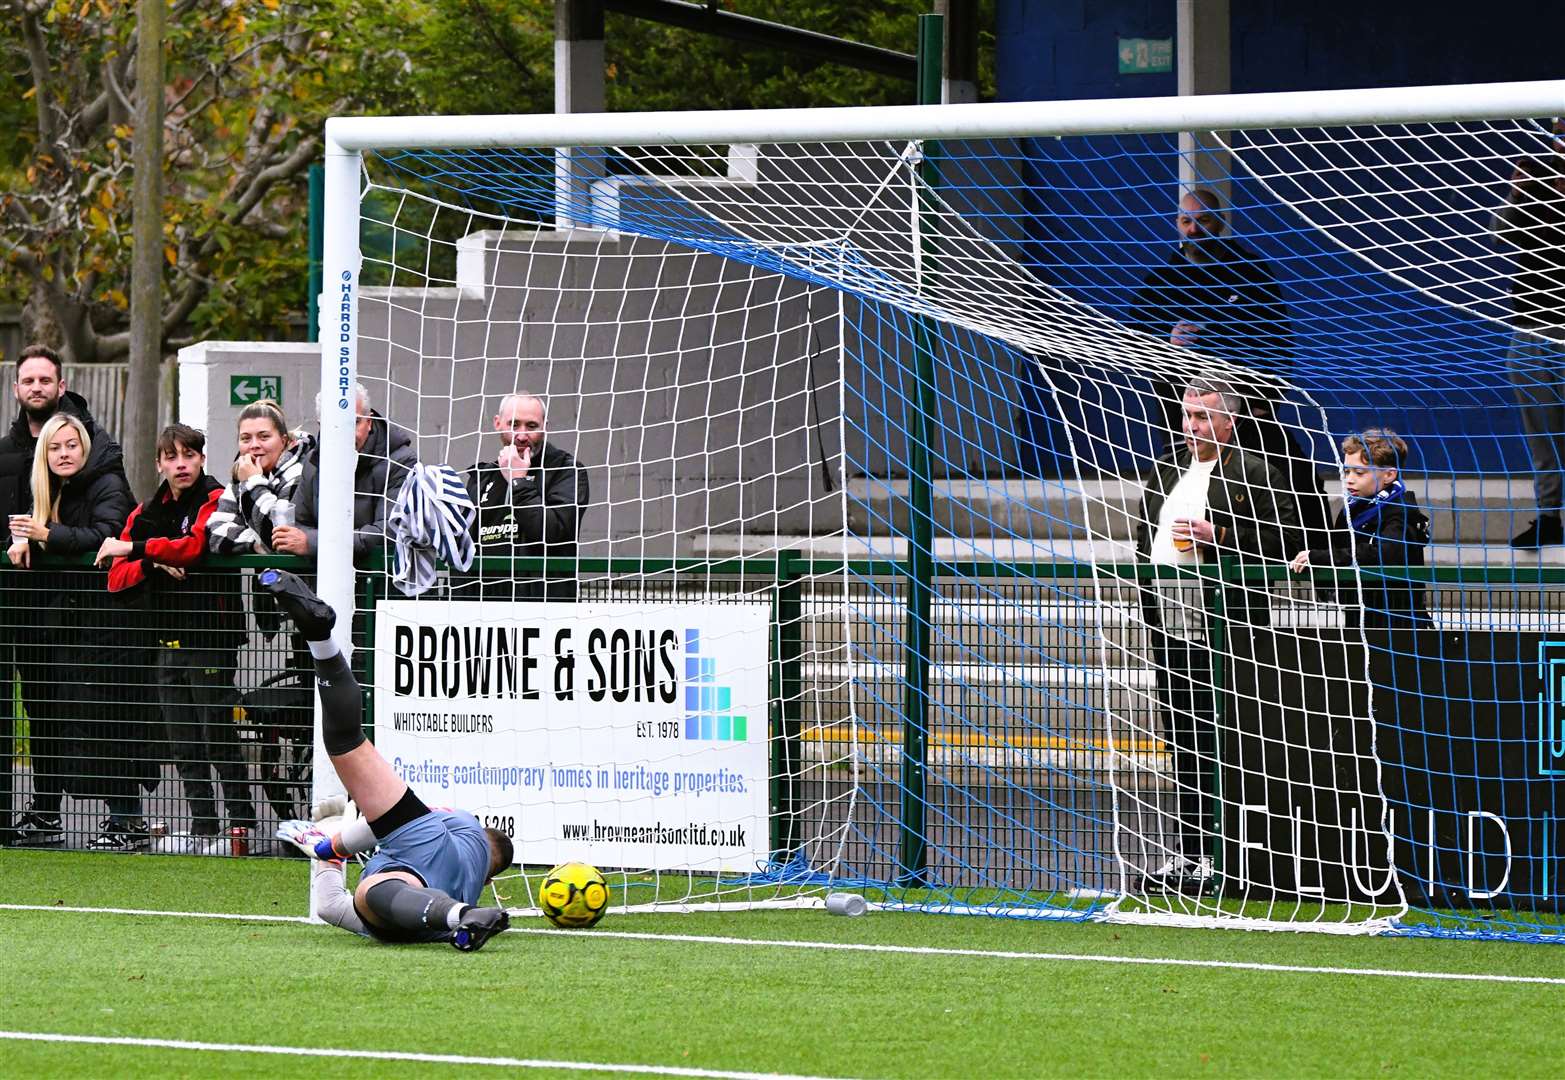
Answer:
(207, 399, 315, 555)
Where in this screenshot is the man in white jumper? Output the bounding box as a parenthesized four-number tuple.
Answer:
(1134, 377, 1301, 894)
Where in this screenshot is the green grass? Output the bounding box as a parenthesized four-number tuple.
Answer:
(2, 850, 1563, 1078)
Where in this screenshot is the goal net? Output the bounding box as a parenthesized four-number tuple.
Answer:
(321, 81, 1565, 940)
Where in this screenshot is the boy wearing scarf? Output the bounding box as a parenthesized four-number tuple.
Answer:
(1289, 429, 1431, 629)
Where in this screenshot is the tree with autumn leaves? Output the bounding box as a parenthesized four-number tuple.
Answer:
(0, 0, 991, 359)
(1, 0, 341, 361)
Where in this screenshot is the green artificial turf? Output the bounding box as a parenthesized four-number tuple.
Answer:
(2, 850, 1562, 1078)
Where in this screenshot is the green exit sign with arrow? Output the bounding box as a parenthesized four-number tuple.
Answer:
(1118, 37, 1173, 75)
(230, 375, 282, 406)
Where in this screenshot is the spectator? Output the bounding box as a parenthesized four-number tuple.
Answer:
(458, 394, 589, 601)
(207, 399, 314, 556)
(1134, 377, 1301, 893)
(1290, 430, 1432, 630)
(284, 382, 418, 565)
(1132, 187, 1329, 545)
(1492, 117, 1565, 549)
(99, 424, 253, 850)
(0, 344, 125, 846)
(6, 412, 143, 849)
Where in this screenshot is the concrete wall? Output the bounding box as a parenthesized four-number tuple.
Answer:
(177, 342, 322, 471)
(184, 231, 855, 556)
(360, 228, 848, 557)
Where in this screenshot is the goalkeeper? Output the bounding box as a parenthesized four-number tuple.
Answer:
(260, 568, 513, 951)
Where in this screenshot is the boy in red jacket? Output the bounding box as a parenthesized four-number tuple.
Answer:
(97, 424, 253, 849)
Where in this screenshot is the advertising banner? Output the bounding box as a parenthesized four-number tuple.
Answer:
(1225, 627, 1564, 911)
(373, 600, 772, 872)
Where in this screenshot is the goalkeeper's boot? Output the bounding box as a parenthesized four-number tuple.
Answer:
(451, 907, 510, 952)
(256, 568, 337, 641)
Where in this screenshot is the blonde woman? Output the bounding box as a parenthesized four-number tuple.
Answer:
(5, 411, 144, 850)
(7, 413, 133, 566)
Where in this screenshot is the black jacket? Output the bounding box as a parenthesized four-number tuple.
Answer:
(466, 442, 588, 555)
(0, 390, 125, 524)
(1305, 491, 1432, 629)
(296, 410, 419, 565)
(1136, 444, 1302, 627)
(1131, 241, 1292, 368)
(10, 408, 154, 799)
(459, 441, 589, 601)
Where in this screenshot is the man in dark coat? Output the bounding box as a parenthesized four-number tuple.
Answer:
(457, 393, 589, 601)
(0, 345, 129, 847)
(282, 385, 419, 566)
(1134, 377, 1302, 893)
(1132, 188, 1329, 547)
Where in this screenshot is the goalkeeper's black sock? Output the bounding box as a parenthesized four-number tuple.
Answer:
(256, 569, 364, 753)
(363, 878, 468, 934)
(313, 651, 366, 755)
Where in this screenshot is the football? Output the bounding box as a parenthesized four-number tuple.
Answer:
(539, 862, 610, 928)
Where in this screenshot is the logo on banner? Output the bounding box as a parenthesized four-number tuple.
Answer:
(684, 629, 748, 742)
(1539, 641, 1565, 776)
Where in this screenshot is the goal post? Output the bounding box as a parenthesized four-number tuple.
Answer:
(318, 79, 1565, 940)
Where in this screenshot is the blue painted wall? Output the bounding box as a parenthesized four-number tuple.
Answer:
(997, 0, 1565, 100)
(989, 1, 1565, 476)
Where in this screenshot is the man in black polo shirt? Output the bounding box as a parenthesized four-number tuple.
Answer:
(458, 393, 589, 601)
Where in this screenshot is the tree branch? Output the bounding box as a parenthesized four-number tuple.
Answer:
(0, 231, 42, 277)
(158, 277, 205, 338)
(17, 6, 59, 150)
(197, 134, 318, 258)
(103, 53, 134, 119)
(95, 328, 129, 360)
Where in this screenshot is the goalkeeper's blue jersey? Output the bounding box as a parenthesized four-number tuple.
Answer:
(362, 809, 490, 905)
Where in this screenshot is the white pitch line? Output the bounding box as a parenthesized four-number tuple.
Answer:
(5, 902, 1562, 987)
(0, 903, 312, 923)
(0, 1031, 853, 1080)
(507, 928, 1565, 987)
